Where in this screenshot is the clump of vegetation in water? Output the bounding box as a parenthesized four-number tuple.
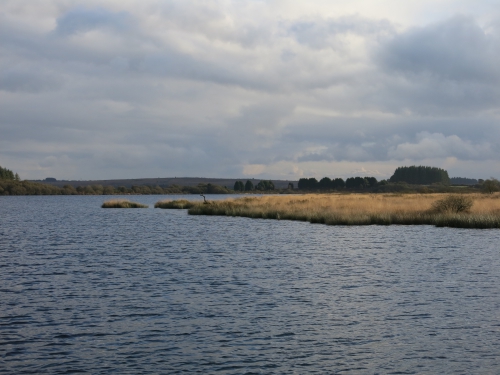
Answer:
(102, 199, 148, 208)
(155, 199, 199, 209)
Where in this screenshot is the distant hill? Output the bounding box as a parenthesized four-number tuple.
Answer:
(31, 177, 298, 189)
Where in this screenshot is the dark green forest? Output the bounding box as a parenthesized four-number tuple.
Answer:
(389, 166, 450, 185)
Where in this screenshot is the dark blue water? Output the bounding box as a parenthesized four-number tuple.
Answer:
(1, 195, 499, 374)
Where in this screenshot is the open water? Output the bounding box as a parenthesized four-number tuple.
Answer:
(1, 195, 499, 374)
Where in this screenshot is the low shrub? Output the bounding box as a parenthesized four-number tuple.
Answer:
(431, 195, 473, 213)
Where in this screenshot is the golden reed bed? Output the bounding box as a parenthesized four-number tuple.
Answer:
(167, 193, 500, 228)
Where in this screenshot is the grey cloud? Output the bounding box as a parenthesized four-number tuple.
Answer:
(54, 6, 133, 36)
(0, 8, 372, 97)
(139, 52, 275, 91)
(1, 2, 500, 180)
(1, 17, 275, 93)
(0, 67, 63, 93)
(387, 132, 492, 161)
(290, 16, 395, 49)
(371, 78, 500, 115)
(296, 145, 383, 163)
(199, 100, 297, 166)
(377, 16, 500, 82)
(295, 140, 382, 163)
(230, 101, 295, 132)
(0, 17, 132, 67)
(297, 152, 330, 163)
(283, 115, 500, 164)
(280, 50, 296, 62)
(154, 1, 273, 48)
(39, 156, 58, 168)
(367, 16, 500, 115)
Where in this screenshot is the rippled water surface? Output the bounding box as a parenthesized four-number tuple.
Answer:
(1, 195, 500, 374)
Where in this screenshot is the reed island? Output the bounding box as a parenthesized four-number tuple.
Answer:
(156, 194, 500, 229)
(102, 199, 148, 208)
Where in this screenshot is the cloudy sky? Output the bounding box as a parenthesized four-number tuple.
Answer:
(1, 0, 500, 180)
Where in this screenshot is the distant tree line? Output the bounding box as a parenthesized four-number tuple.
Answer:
(0, 178, 282, 196)
(390, 166, 450, 185)
(0, 165, 19, 181)
(1, 163, 495, 195)
(233, 180, 274, 191)
(345, 177, 378, 189)
(0, 179, 238, 196)
(298, 176, 379, 190)
(450, 177, 478, 185)
(0, 168, 284, 195)
(296, 166, 469, 190)
(299, 177, 344, 190)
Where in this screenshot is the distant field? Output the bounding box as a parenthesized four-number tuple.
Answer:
(31, 177, 298, 189)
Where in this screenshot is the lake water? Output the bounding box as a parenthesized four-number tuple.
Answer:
(1, 195, 499, 374)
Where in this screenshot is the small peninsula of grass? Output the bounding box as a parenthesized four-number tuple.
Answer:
(154, 199, 199, 209)
(184, 194, 500, 229)
(102, 199, 148, 208)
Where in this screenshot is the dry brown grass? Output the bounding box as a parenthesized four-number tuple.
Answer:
(102, 199, 148, 208)
(186, 193, 500, 228)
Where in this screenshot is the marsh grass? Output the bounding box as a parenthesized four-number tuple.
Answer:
(186, 193, 500, 228)
(102, 199, 148, 208)
(154, 199, 200, 209)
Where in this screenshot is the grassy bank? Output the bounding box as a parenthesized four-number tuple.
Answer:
(180, 194, 500, 229)
(102, 199, 148, 208)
